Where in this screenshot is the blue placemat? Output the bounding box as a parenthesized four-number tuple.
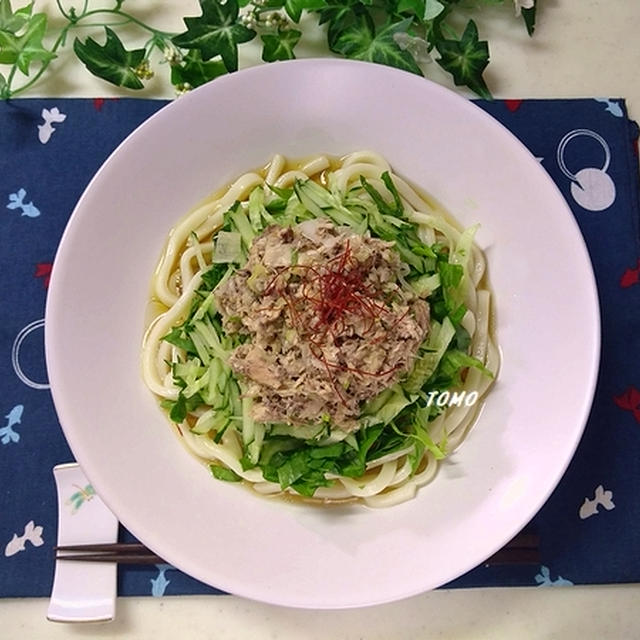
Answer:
(1, 97, 639, 597)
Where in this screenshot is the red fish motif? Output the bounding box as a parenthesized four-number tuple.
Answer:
(35, 262, 52, 289)
(93, 97, 120, 111)
(505, 99, 523, 113)
(620, 258, 640, 288)
(613, 387, 640, 423)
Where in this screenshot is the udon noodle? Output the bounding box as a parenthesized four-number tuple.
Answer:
(142, 151, 499, 507)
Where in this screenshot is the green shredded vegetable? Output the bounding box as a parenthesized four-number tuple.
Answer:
(160, 170, 494, 498)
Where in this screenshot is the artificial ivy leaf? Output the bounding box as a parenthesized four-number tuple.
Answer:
(434, 19, 491, 98)
(172, 0, 255, 72)
(317, 0, 361, 48)
(424, 0, 445, 20)
(170, 49, 227, 88)
(0, 0, 11, 25)
(0, 11, 54, 75)
(73, 27, 146, 89)
(284, 0, 327, 23)
(329, 8, 374, 53)
(0, 0, 33, 33)
(0, 32, 17, 65)
(261, 28, 301, 61)
(317, 0, 358, 22)
(397, 0, 425, 18)
(333, 16, 423, 76)
(521, 5, 536, 36)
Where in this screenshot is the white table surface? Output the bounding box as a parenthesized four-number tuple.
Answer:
(2, 1, 639, 637)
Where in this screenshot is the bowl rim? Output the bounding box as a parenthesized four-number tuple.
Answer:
(45, 58, 601, 608)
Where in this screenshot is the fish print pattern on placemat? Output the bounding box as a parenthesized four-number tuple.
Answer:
(1, 405, 24, 445)
(4, 521, 44, 557)
(0, 97, 638, 597)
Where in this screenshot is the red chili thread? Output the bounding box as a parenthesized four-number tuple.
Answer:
(256, 242, 410, 409)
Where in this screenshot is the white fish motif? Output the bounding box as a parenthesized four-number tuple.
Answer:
(579, 484, 615, 519)
(150, 564, 175, 597)
(4, 520, 44, 557)
(37, 107, 67, 144)
(6, 188, 41, 218)
(594, 98, 624, 118)
(1, 404, 23, 444)
(534, 565, 573, 587)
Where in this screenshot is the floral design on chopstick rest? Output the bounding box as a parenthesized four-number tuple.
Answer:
(66, 484, 96, 514)
(534, 566, 573, 587)
(1, 404, 24, 445)
(4, 520, 44, 557)
(37, 107, 67, 144)
(579, 485, 615, 520)
(6, 188, 41, 218)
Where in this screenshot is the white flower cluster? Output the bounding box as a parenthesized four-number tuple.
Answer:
(175, 82, 192, 96)
(239, 1, 290, 31)
(163, 44, 183, 66)
(238, 10, 258, 29)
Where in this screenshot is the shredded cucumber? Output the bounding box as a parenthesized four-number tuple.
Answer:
(403, 317, 456, 394)
(410, 272, 441, 297)
(294, 179, 364, 228)
(228, 206, 255, 248)
(161, 169, 493, 499)
(212, 230, 242, 264)
(361, 385, 411, 426)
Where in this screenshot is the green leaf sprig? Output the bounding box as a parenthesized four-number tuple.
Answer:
(0, 0, 537, 100)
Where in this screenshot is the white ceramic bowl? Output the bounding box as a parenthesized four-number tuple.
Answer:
(45, 59, 600, 608)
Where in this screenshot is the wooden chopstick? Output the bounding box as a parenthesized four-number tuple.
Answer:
(485, 547, 540, 565)
(55, 554, 165, 564)
(54, 542, 149, 553)
(485, 532, 541, 566)
(55, 542, 165, 565)
(54, 532, 540, 567)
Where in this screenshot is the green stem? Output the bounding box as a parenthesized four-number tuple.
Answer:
(67, 19, 139, 29)
(1, 63, 18, 98)
(77, 9, 175, 38)
(4, 5, 174, 98)
(55, 0, 72, 21)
